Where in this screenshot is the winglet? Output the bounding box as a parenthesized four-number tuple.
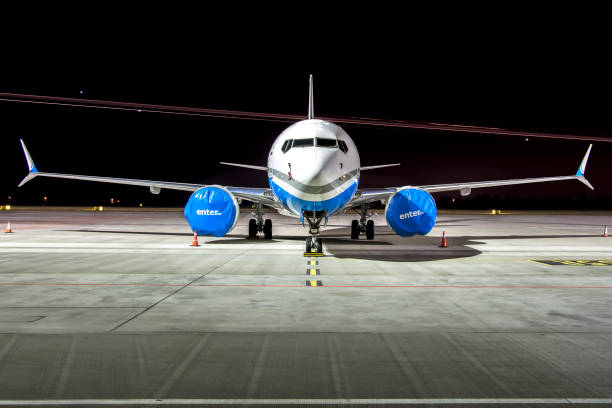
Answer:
(308, 74, 314, 120)
(18, 139, 39, 187)
(20, 139, 38, 173)
(575, 144, 594, 190)
(576, 144, 592, 177)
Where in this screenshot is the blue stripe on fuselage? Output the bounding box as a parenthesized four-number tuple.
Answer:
(269, 178, 358, 216)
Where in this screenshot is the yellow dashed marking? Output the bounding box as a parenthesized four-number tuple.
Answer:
(307, 268, 320, 276)
(306, 280, 323, 287)
(531, 260, 612, 266)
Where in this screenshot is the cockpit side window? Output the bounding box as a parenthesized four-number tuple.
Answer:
(316, 138, 338, 148)
(281, 139, 292, 153)
(338, 140, 348, 153)
(292, 138, 314, 148)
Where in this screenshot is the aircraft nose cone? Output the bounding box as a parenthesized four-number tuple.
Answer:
(297, 149, 337, 187)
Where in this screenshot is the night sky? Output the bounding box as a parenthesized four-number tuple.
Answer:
(2, 15, 611, 209)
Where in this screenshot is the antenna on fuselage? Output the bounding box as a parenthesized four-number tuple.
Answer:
(308, 74, 314, 119)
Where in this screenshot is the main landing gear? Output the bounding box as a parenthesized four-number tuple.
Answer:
(350, 203, 375, 240)
(248, 202, 273, 239)
(303, 209, 326, 254)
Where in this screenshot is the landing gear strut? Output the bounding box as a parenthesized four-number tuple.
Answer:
(249, 202, 272, 239)
(351, 203, 375, 240)
(303, 210, 326, 253)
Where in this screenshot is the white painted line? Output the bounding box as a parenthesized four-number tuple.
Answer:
(0, 242, 303, 250)
(0, 398, 611, 405)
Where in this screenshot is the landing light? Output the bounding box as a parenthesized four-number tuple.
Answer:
(490, 209, 500, 215)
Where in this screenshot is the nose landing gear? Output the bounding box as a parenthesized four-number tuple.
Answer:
(303, 209, 326, 255)
(305, 236, 323, 253)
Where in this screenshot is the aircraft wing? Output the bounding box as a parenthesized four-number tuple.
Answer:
(346, 144, 594, 208)
(17, 140, 278, 208)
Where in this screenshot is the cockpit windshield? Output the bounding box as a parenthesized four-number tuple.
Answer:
(292, 138, 314, 148)
(316, 138, 337, 148)
(281, 138, 348, 154)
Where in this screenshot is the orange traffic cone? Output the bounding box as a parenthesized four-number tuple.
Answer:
(190, 231, 200, 246)
(4, 221, 12, 233)
(439, 231, 447, 247)
(604, 226, 608, 237)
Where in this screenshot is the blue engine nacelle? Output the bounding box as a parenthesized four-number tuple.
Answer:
(385, 188, 437, 237)
(184, 186, 239, 237)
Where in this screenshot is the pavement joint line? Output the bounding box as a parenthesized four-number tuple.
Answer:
(154, 334, 211, 399)
(109, 249, 246, 331)
(54, 336, 79, 397)
(0, 334, 18, 364)
(2, 398, 612, 405)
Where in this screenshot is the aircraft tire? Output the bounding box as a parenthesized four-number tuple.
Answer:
(351, 220, 360, 239)
(263, 219, 272, 239)
(306, 237, 312, 252)
(366, 220, 375, 240)
(248, 219, 257, 237)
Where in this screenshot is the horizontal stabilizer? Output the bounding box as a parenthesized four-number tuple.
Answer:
(220, 162, 268, 171)
(360, 163, 400, 171)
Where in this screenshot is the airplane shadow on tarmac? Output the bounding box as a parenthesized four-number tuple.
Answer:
(71, 227, 597, 263)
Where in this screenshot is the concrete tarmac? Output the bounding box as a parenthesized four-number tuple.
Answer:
(1, 209, 612, 407)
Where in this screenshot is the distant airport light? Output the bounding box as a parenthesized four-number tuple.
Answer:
(451, 198, 456, 203)
(43, 196, 48, 203)
(5, 205, 11, 210)
(491, 209, 500, 215)
(139, 203, 143, 207)
(99, 206, 103, 211)
(110, 198, 114, 204)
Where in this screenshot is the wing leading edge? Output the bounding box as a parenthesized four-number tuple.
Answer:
(347, 144, 594, 208)
(17, 140, 277, 208)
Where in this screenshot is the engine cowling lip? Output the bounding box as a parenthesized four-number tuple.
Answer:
(186, 184, 240, 235)
(384, 186, 436, 237)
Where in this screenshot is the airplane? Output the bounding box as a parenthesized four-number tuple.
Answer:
(17, 75, 594, 253)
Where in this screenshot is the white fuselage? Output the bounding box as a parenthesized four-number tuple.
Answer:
(267, 119, 360, 217)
